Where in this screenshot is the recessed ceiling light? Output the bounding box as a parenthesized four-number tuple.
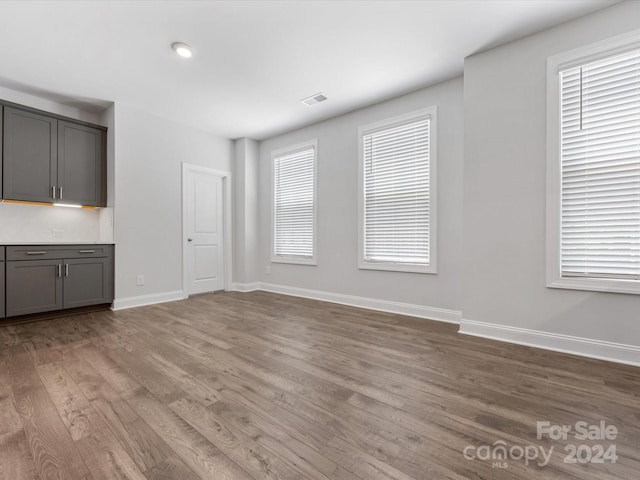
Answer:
(172, 42, 193, 58)
(301, 93, 327, 107)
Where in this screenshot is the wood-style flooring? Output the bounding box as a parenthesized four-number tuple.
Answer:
(0, 291, 638, 480)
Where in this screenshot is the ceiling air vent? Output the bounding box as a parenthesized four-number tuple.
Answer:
(301, 92, 327, 107)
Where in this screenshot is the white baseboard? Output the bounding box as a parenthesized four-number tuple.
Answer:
(258, 282, 462, 324)
(112, 290, 187, 311)
(232, 282, 261, 292)
(111, 282, 459, 323)
(459, 319, 640, 367)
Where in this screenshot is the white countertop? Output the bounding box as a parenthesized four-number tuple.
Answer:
(1, 242, 114, 246)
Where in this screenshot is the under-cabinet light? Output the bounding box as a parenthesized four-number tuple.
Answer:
(53, 203, 82, 208)
(1, 199, 97, 209)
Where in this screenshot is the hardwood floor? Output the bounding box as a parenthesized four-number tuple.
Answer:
(0, 291, 638, 480)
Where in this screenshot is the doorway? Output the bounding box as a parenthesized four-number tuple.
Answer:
(182, 163, 232, 296)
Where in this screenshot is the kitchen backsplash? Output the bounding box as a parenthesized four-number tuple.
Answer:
(0, 202, 103, 243)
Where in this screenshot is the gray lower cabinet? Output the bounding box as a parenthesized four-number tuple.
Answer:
(4, 245, 113, 318)
(5, 259, 63, 317)
(1, 248, 5, 318)
(63, 257, 112, 309)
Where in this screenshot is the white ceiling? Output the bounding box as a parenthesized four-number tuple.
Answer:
(0, 0, 619, 140)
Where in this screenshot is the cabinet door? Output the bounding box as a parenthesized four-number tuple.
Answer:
(3, 107, 57, 203)
(58, 121, 105, 206)
(5, 260, 63, 317)
(63, 257, 113, 309)
(0, 261, 5, 318)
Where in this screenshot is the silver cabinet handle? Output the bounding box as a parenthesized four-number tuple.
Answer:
(65, 264, 69, 277)
(26, 251, 47, 255)
(52, 186, 57, 199)
(79, 250, 96, 253)
(59, 187, 63, 200)
(57, 264, 62, 277)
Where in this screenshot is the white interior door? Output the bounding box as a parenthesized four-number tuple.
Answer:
(185, 166, 225, 295)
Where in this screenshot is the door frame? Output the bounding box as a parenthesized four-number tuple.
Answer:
(181, 163, 233, 295)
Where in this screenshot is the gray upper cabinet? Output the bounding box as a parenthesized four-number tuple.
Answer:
(1, 103, 106, 206)
(3, 107, 58, 203)
(58, 121, 105, 206)
(0, 106, 3, 198)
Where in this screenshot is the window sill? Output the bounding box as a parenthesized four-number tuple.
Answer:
(359, 261, 436, 274)
(271, 256, 317, 266)
(547, 277, 640, 295)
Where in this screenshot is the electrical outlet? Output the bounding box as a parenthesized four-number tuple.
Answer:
(136, 275, 144, 286)
(52, 229, 64, 238)
(266, 265, 271, 275)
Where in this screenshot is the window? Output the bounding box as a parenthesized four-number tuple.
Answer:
(547, 33, 640, 294)
(271, 140, 317, 265)
(358, 107, 437, 273)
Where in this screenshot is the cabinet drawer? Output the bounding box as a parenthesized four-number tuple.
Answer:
(6, 244, 112, 261)
(0, 247, 4, 261)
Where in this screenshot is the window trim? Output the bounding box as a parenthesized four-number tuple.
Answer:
(546, 29, 640, 295)
(357, 107, 438, 274)
(270, 139, 318, 266)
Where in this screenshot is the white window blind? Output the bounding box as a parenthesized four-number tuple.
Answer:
(560, 48, 640, 279)
(362, 116, 431, 266)
(273, 146, 315, 260)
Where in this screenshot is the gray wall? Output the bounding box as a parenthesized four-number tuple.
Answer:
(258, 77, 464, 312)
(233, 138, 259, 285)
(462, 1, 640, 345)
(98, 104, 115, 243)
(113, 103, 233, 302)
